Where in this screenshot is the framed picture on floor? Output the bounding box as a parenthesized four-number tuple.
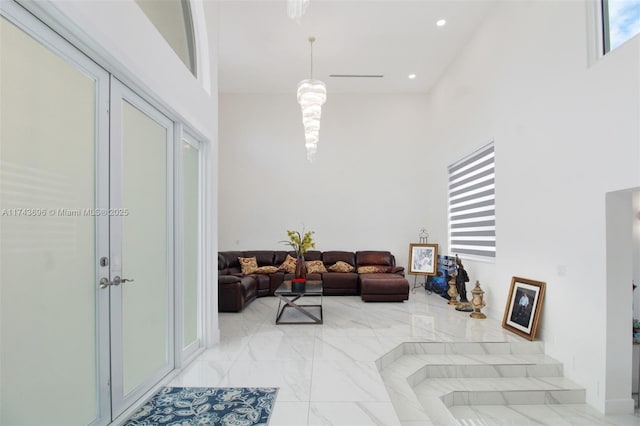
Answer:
(502, 276, 546, 340)
(408, 243, 438, 275)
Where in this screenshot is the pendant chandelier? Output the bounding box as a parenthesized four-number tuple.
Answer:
(297, 37, 326, 162)
(287, 0, 309, 22)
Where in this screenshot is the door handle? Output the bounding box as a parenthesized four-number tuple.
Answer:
(99, 276, 135, 289)
(112, 276, 134, 286)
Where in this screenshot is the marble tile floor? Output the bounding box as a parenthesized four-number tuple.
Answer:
(169, 290, 640, 425)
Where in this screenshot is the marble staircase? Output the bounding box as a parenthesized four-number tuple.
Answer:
(376, 341, 585, 425)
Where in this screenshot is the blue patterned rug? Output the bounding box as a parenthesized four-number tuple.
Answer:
(125, 387, 278, 425)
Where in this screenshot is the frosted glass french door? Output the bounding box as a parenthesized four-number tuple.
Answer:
(0, 7, 111, 426)
(1, 4, 178, 424)
(109, 78, 175, 418)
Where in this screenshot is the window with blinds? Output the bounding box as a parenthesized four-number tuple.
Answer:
(448, 142, 495, 258)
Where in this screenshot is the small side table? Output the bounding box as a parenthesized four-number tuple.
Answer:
(274, 280, 323, 324)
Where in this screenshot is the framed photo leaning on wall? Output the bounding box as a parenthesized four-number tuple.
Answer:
(408, 243, 438, 275)
(502, 276, 546, 340)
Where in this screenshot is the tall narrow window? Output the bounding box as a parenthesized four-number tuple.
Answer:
(602, 0, 640, 53)
(136, 0, 197, 76)
(448, 143, 496, 259)
(182, 136, 201, 357)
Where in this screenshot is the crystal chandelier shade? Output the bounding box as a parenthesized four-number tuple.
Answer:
(287, 0, 310, 22)
(297, 79, 326, 161)
(297, 37, 326, 162)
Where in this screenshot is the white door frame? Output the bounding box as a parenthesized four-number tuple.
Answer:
(175, 130, 205, 367)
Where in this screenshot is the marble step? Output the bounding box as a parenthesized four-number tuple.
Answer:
(449, 403, 639, 426)
(412, 377, 584, 426)
(376, 341, 584, 426)
(382, 353, 564, 387)
(413, 361, 563, 380)
(423, 377, 585, 406)
(378, 341, 546, 371)
(402, 341, 546, 356)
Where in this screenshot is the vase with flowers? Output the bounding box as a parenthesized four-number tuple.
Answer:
(281, 228, 315, 290)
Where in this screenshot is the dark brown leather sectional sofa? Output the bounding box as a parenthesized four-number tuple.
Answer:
(218, 250, 409, 312)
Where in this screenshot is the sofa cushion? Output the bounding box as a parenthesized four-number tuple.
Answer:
(329, 261, 355, 273)
(303, 250, 322, 261)
(306, 260, 328, 274)
(279, 254, 297, 273)
(356, 251, 393, 267)
(323, 272, 359, 295)
(220, 251, 244, 269)
(239, 256, 258, 275)
(357, 265, 392, 274)
(273, 250, 290, 266)
(243, 250, 275, 266)
(253, 266, 279, 274)
(360, 274, 409, 294)
(360, 273, 410, 302)
(322, 251, 355, 266)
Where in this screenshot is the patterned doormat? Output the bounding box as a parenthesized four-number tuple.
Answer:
(125, 387, 278, 425)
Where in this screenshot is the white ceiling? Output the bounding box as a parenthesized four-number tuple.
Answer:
(216, 0, 497, 94)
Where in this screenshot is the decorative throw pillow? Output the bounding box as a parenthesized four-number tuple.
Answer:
(357, 265, 391, 274)
(238, 256, 258, 275)
(278, 254, 297, 273)
(305, 260, 328, 274)
(253, 265, 279, 274)
(329, 261, 355, 273)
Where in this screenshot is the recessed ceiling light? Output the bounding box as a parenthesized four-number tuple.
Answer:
(436, 19, 446, 27)
(408, 74, 416, 79)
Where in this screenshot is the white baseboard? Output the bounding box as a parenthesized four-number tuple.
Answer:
(604, 397, 635, 415)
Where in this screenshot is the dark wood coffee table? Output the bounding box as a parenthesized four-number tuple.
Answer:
(274, 280, 323, 324)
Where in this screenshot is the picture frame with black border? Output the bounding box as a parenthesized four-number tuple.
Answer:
(502, 276, 546, 340)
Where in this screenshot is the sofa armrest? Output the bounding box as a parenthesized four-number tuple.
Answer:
(219, 275, 241, 284)
(218, 275, 259, 312)
(392, 266, 405, 276)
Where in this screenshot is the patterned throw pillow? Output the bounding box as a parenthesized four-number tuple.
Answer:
(305, 260, 328, 274)
(238, 257, 258, 275)
(253, 266, 279, 274)
(278, 254, 298, 273)
(328, 261, 355, 273)
(357, 265, 391, 274)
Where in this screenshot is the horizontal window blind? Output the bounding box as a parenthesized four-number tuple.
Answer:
(448, 142, 495, 258)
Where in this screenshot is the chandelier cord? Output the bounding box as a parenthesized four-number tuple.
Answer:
(309, 36, 315, 79)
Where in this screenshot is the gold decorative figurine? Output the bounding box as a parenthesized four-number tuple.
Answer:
(447, 276, 459, 305)
(470, 280, 486, 319)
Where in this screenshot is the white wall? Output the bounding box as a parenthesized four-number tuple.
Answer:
(605, 190, 635, 413)
(218, 0, 640, 414)
(421, 0, 639, 413)
(218, 93, 436, 271)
